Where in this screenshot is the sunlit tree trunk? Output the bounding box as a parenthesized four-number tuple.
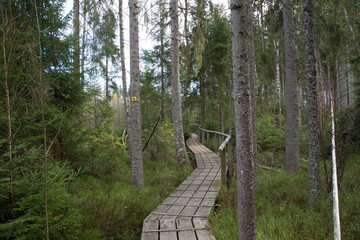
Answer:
(283, 0, 300, 172)
(231, 0, 257, 238)
(129, 0, 144, 186)
(170, 0, 189, 163)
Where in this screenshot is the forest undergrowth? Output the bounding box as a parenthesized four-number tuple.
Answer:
(210, 153, 360, 240)
(70, 154, 193, 240)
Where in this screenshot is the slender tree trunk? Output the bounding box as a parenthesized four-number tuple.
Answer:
(129, 0, 144, 186)
(231, 0, 257, 239)
(200, 67, 206, 143)
(81, 0, 88, 87)
(159, 0, 165, 119)
(106, 56, 109, 98)
(73, 0, 80, 84)
(1, 5, 13, 205)
(170, 0, 189, 164)
(274, 40, 282, 126)
(119, 0, 130, 134)
(220, 101, 224, 133)
(283, 0, 300, 172)
(331, 99, 341, 240)
(183, 0, 191, 110)
(303, 0, 321, 205)
(35, 1, 49, 238)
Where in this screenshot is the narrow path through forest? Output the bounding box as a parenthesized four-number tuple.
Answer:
(141, 134, 221, 240)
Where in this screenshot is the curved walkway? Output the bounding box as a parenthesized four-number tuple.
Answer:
(141, 134, 221, 240)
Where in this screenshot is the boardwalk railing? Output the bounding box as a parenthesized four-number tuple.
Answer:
(190, 124, 232, 186)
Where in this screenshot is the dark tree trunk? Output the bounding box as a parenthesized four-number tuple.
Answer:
(303, 0, 321, 204)
(283, 0, 300, 172)
(170, 0, 189, 163)
(129, 0, 144, 186)
(231, 0, 257, 239)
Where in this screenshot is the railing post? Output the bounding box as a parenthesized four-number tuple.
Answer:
(198, 128, 201, 140)
(202, 130, 205, 145)
(227, 142, 232, 186)
(214, 134, 218, 154)
(207, 132, 210, 149)
(221, 149, 226, 186)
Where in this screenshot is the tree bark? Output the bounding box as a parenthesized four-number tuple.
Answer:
(129, 0, 144, 186)
(231, 0, 257, 239)
(1, 4, 13, 205)
(119, 0, 130, 133)
(303, 0, 321, 204)
(274, 40, 282, 126)
(73, 0, 80, 84)
(35, 1, 49, 238)
(159, 0, 166, 119)
(283, 0, 300, 172)
(170, 0, 189, 164)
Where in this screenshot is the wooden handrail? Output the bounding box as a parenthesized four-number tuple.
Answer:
(190, 124, 232, 187)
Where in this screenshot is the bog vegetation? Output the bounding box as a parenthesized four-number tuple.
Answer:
(1, 0, 359, 239)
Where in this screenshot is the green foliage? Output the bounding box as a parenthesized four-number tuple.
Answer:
(257, 114, 285, 152)
(210, 154, 360, 239)
(0, 146, 80, 239)
(143, 119, 176, 162)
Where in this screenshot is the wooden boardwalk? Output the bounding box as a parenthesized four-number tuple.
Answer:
(141, 134, 220, 240)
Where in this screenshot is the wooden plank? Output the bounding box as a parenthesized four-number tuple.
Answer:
(160, 216, 177, 240)
(180, 206, 197, 215)
(154, 204, 171, 213)
(193, 218, 216, 240)
(177, 217, 196, 240)
(175, 197, 190, 205)
(167, 205, 184, 215)
(194, 206, 212, 217)
(162, 196, 178, 205)
(141, 214, 159, 240)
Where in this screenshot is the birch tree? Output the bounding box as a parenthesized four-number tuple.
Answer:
(170, 0, 189, 163)
(129, 0, 144, 185)
(231, 0, 257, 238)
(282, 0, 300, 172)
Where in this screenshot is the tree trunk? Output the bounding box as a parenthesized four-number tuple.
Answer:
(35, 1, 49, 238)
(220, 101, 224, 133)
(303, 0, 321, 205)
(119, 0, 130, 135)
(170, 0, 189, 164)
(249, 11, 258, 184)
(230, 0, 257, 239)
(1, 5, 13, 205)
(129, 0, 144, 186)
(200, 67, 206, 143)
(106, 55, 109, 98)
(81, 0, 88, 87)
(73, 0, 80, 84)
(283, 0, 300, 172)
(159, 0, 166, 119)
(274, 40, 282, 126)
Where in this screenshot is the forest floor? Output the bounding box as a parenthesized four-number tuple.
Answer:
(210, 153, 360, 239)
